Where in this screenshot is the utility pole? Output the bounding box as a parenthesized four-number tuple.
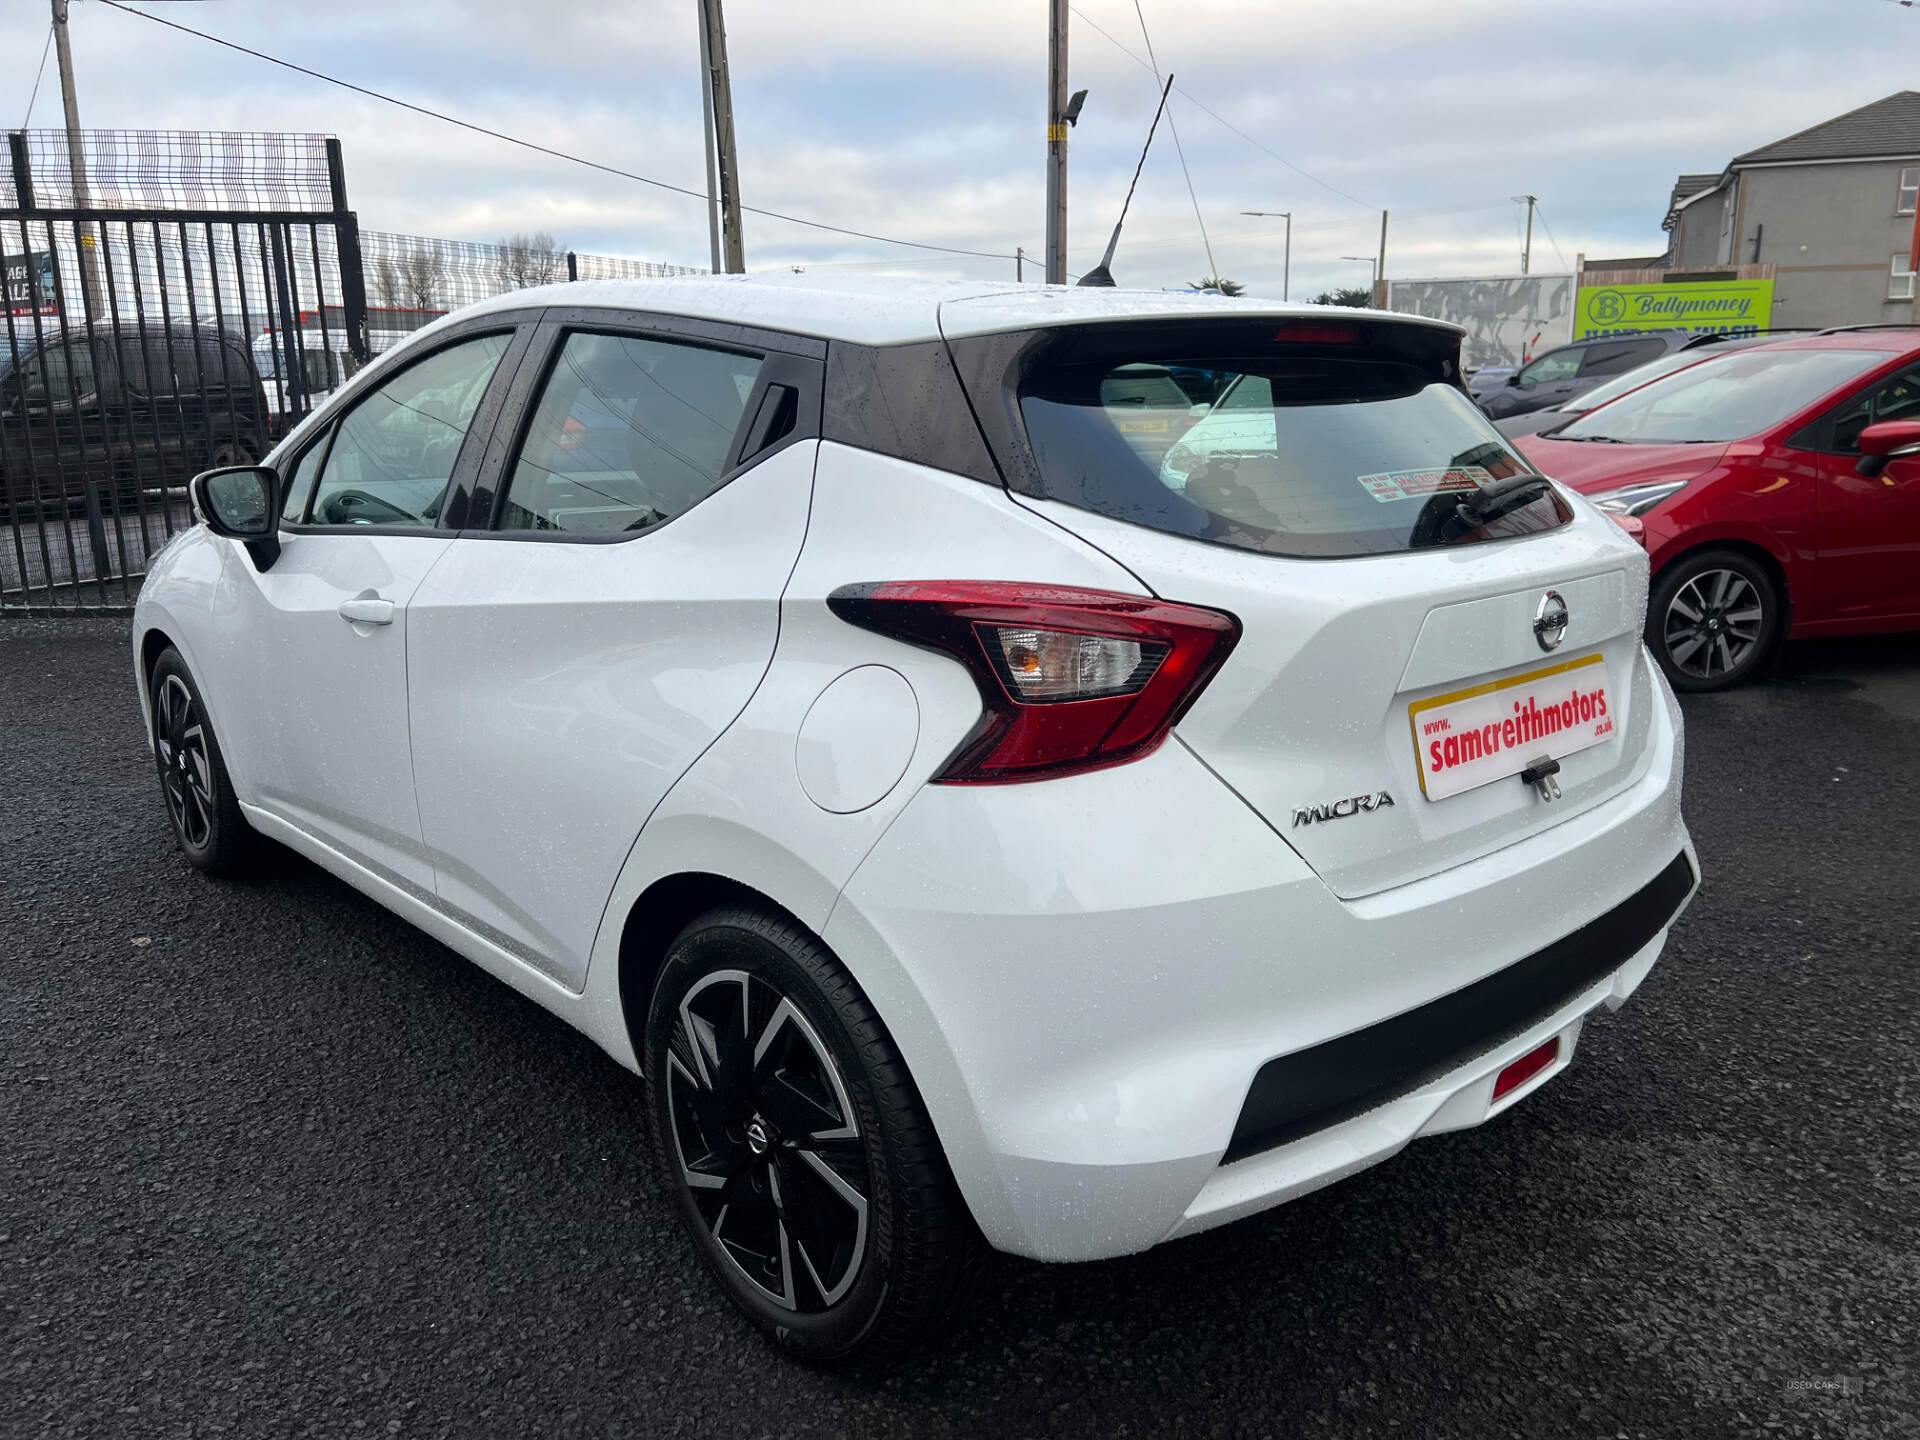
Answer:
(1520, 194, 1536, 274)
(1240, 211, 1290, 299)
(1375, 209, 1388, 305)
(1045, 0, 1068, 284)
(697, 0, 745, 273)
(1016, 246, 1025, 282)
(50, 0, 102, 315)
(696, 3, 723, 274)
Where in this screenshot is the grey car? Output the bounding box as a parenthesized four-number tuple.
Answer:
(1477, 331, 1701, 421)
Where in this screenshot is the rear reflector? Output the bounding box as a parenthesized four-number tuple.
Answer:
(826, 581, 1240, 784)
(1492, 1036, 1560, 1101)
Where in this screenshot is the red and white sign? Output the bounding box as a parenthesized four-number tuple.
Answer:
(1358, 465, 1491, 504)
(1409, 654, 1615, 801)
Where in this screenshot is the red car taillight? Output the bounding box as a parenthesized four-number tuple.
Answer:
(827, 581, 1241, 784)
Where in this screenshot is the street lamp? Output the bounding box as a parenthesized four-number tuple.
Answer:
(1341, 255, 1378, 293)
(1240, 210, 1291, 300)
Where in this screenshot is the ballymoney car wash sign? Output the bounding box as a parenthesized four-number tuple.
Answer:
(1574, 277, 1775, 339)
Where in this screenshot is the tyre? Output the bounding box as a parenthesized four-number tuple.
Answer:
(643, 906, 986, 1364)
(148, 648, 259, 875)
(206, 438, 257, 471)
(1647, 548, 1781, 692)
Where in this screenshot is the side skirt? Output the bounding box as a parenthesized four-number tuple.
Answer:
(241, 803, 639, 1070)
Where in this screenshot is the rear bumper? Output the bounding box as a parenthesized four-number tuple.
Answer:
(825, 656, 1694, 1262)
(1224, 851, 1694, 1163)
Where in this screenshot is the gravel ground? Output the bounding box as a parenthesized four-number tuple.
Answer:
(3, 618, 1915, 1439)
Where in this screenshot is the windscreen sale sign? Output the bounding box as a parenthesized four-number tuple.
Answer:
(4, 251, 57, 317)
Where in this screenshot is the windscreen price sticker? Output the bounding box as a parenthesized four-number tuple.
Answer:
(1410, 653, 1615, 801)
(1359, 465, 1491, 504)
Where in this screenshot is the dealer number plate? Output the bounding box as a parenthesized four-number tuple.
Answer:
(1409, 653, 1615, 801)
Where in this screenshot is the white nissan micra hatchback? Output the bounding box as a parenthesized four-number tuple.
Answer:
(134, 276, 1697, 1361)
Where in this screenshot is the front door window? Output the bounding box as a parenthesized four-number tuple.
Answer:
(299, 332, 510, 527)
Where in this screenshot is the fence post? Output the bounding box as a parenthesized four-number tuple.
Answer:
(567, 250, 578, 283)
(7, 132, 34, 211)
(323, 137, 350, 214)
(323, 137, 371, 365)
(85, 483, 112, 584)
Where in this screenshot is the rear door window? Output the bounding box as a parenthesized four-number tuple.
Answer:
(1579, 339, 1665, 378)
(496, 331, 762, 535)
(1018, 335, 1568, 559)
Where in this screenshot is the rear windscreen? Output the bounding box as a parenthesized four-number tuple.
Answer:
(1017, 342, 1569, 559)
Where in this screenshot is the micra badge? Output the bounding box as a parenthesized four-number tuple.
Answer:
(1291, 791, 1395, 828)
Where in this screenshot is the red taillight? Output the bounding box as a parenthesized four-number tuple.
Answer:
(1493, 1037, 1561, 1101)
(827, 581, 1241, 784)
(557, 415, 588, 452)
(1274, 322, 1360, 344)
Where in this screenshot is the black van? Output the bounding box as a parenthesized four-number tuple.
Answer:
(0, 321, 270, 516)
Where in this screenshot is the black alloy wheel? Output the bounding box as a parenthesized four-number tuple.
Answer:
(644, 907, 986, 1363)
(155, 672, 216, 852)
(148, 648, 257, 875)
(665, 967, 871, 1312)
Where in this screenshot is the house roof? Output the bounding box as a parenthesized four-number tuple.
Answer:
(1732, 90, 1920, 166)
(1670, 174, 1722, 206)
(1662, 172, 1727, 231)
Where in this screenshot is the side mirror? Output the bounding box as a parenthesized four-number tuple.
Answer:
(1854, 419, 1920, 478)
(1507, 372, 1525, 388)
(191, 464, 281, 571)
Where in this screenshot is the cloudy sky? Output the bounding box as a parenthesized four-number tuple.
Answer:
(8, 0, 1919, 299)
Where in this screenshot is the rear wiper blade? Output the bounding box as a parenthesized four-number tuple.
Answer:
(1459, 472, 1553, 524)
(1412, 473, 1558, 548)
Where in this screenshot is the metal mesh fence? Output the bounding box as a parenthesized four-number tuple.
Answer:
(1, 129, 339, 212)
(2, 208, 357, 609)
(357, 231, 703, 336)
(3, 128, 707, 610)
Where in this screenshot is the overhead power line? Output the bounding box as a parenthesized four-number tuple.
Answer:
(1532, 203, 1570, 272)
(1069, 4, 1379, 213)
(1128, 1, 1217, 279)
(95, 0, 1021, 263)
(22, 23, 54, 128)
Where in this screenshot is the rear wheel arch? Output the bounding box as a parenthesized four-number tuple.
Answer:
(616, 871, 806, 1061)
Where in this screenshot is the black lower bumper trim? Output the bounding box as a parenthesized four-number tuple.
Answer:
(1221, 850, 1696, 1165)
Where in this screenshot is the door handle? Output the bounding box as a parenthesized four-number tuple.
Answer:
(337, 596, 395, 626)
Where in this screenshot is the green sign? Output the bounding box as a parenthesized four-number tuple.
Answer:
(1573, 278, 1776, 339)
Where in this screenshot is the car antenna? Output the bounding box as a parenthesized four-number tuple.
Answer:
(1077, 73, 1174, 288)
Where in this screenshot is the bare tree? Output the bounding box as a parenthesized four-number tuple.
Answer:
(401, 246, 448, 310)
(371, 255, 403, 311)
(495, 231, 563, 291)
(368, 244, 450, 313)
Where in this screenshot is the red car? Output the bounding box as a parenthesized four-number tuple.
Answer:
(1517, 330, 1920, 690)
